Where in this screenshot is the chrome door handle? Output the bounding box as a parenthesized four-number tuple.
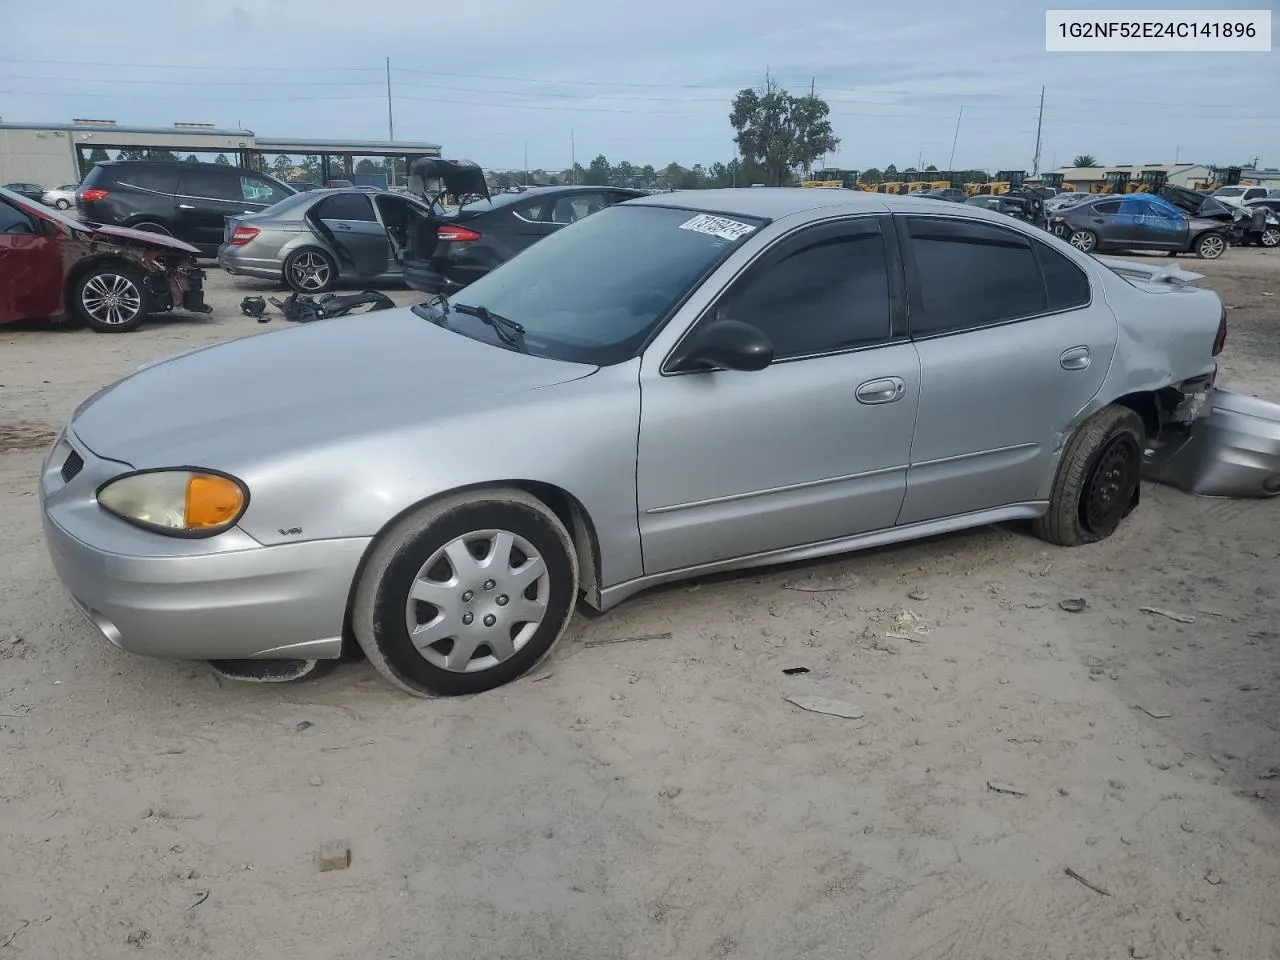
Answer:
(177, 204, 195, 210)
(1060, 346, 1091, 370)
(856, 377, 906, 404)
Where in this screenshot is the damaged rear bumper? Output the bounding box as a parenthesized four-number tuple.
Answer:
(1144, 389, 1280, 498)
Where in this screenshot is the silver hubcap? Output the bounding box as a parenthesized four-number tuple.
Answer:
(291, 252, 331, 290)
(405, 529, 549, 673)
(82, 274, 142, 325)
(1070, 231, 1095, 251)
(1261, 228, 1280, 247)
(1200, 235, 1224, 257)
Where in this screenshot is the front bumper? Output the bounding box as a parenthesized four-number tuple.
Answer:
(40, 431, 371, 661)
(1144, 389, 1280, 498)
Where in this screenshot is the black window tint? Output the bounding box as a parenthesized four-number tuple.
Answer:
(720, 228, 892, 359)
(313, 193, 376, 221)
(114, 165, 181, 194)
(908, 220, 1046, 335)
(178, 168, 239, 201)
(240, 176, 292, 206)
(1092, 199, 1121, 215)
(0, 201, 34, 233)
(513, 198, 547, 222)
(1033, 241, 1090, 311)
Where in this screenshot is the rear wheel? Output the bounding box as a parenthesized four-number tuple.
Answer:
(71, 264, 148, 333)
(1260, 227, 1280, 248)
(285, 248, 337, 293)
(1068, 229, 1097, 253)
(1034, 406, 1145, 547)
(54, 198, 71, 210)
(1194, 232, 1226, 260)
(129, 220, 173, 236)
(352, 489, 579, 697)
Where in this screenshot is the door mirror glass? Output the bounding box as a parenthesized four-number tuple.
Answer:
(674, 319, 774, 372)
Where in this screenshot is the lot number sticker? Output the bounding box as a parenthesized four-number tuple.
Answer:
(678, 214, 757, 242)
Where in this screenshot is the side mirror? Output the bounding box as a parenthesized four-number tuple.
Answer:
(673, 318, 774, 373)
(39, 217, 61, 237)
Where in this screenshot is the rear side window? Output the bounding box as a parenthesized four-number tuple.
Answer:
(109, 164, 181, 195)
(512, 198, 548, 222)
(240, 176, 292, 206)
(178, 168, 240, 201)
(313, 193, 376, 221)
(1033, 240, 1090, 311)
(906, 218, 1046, 335)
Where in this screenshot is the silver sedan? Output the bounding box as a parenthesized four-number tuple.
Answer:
(41, 189, 1272, 697)
(217, 187, 431, 293)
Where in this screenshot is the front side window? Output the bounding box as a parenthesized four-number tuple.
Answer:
(413, 204, 763, 365)
(178, 169, 239, 202)
(1091, 199, 1122, 215)
(907, 218, 1047, 335)
(717, 226, 892, 359)
(0, 200, 34, 234)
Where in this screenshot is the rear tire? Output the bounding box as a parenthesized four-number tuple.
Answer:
(1260, 227, 1280, 248)
(129, 220, 173, 236)
(55, 198, 71, 210)
(1033, 406, 1145, 547)
(1194, 232, 1226, 260)
(352, 489, 579, 697)
(71, 263, 148, 333)
(284, 248, 337, 293)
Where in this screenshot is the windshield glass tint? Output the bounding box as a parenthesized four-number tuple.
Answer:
(425, 204, 763, 364)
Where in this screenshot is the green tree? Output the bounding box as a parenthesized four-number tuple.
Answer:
(355, 158, 380, 174)
(271, 154, 293, 177)
(585, 154, 611, 186)
(118, 148, 146, 160)
(730, 79, 840, 186)
(884, 163, 898, 178)
(860, 168, 882, 184)
(925, 164, 938, 172)
(1072, 154, 1098, 167)
(639, 164, 657, 188)
(214, 154, 231, 166)
(85, 147, 110, 173)
(612, 160, 635, 186)
(185, 154, 200, 163)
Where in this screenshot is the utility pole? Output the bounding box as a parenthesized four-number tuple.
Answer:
(571, 129, 576, 184)
(1031, 85, 1045, 177)
(524, 142, 529, 187)
(385, 57, 394, 142)
(948, 105, 964, 169)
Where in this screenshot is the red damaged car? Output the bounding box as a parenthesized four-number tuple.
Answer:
(0, 185, 209, 333)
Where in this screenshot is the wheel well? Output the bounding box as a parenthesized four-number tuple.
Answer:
(1111, 390, 1169, 444)
(337, 481, 604, 659)
(65, 254, 149, 293)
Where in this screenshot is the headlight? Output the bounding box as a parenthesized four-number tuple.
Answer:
(96, 469, 248, 537)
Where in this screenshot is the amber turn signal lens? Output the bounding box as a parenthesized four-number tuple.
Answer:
(184, 474, 246, 529)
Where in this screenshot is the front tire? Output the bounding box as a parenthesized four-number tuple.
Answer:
(1033, 406, 1145, 547)
(71, 264, 148, 333)
(55, 198, 71, 210)
(284, 248, 337, 293)
(1194, 232, 1226, 259)
(352, 489, 579, 697)
(1260, 227, 1280, 248)
(129, 220, 173, 236)
(1068, 229, 1098, 253)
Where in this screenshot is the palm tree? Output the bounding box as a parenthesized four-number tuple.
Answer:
(1072, 154, 1098, 167)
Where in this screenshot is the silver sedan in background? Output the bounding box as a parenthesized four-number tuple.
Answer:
(42, 190, 1276, 698)
(217, 186, 432, 293)
(42, 183, 79, 210)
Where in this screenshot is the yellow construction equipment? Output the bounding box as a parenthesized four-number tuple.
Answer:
(801, 168, 859, 189)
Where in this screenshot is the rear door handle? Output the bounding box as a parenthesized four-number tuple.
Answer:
(1060, 345, 1091, 370)
(177, 204, 195, 210)
(855, 377, 906, 404)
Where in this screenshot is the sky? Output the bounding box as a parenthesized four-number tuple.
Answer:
(2, 0, 1276, 174)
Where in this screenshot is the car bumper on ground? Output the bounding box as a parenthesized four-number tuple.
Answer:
(40, 432, 371, 662)
(1144, 389, 1280, 498)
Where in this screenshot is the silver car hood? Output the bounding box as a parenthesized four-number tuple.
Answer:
(70, 308, 597, 467)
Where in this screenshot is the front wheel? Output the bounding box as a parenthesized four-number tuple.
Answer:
(1033, 406, 1146, 547)
(1068, 229, 1098, 253)
(71, 264, 148, 333)
(1260, 227, 1280, 248)
(55, 198, 71, 210)
(1194, 232, 1226, 260)
(352, 489, 579, 697)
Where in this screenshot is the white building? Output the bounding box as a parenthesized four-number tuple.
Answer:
(1049, 163, 1214, 189)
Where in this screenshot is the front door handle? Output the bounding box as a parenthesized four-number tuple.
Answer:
(1060, 345, 1091, 370)
(856, 377, 906, 405)
(177, 203, 195, 210)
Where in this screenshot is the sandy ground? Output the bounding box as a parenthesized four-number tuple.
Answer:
(1, 252, 1278, 960)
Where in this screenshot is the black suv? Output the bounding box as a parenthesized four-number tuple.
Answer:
(77, 161, 296, 256)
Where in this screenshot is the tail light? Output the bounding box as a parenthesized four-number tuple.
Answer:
(79, 188, 109, 203)
(1212, 304, 1227, 356)
(229, 226, 260, 246)
(437, 225, 481, 242)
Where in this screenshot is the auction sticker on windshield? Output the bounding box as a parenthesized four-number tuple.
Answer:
(679, 214, 757, 242)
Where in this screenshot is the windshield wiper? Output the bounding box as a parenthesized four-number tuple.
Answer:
(453, 302, 526, 351)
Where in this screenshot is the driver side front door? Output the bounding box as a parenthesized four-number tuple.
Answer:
(0, 199, 63, 323)
(635, 216, 920, 575)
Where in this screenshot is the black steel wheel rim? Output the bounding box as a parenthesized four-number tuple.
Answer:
(1081, 436, 1139, 533)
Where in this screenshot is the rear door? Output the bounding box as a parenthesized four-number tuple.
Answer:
(308, 192, 388, 276)
(896, 215, 1115, 524)
(506, 193, 557, 250)
(0, 198, 64, 322)
(175, 167, 252, 250)
(1133, 196, 1190, 250)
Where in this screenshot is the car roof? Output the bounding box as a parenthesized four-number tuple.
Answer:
(626, 187, 893, 219)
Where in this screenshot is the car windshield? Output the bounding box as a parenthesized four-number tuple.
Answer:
(413, 204, 763, 365)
